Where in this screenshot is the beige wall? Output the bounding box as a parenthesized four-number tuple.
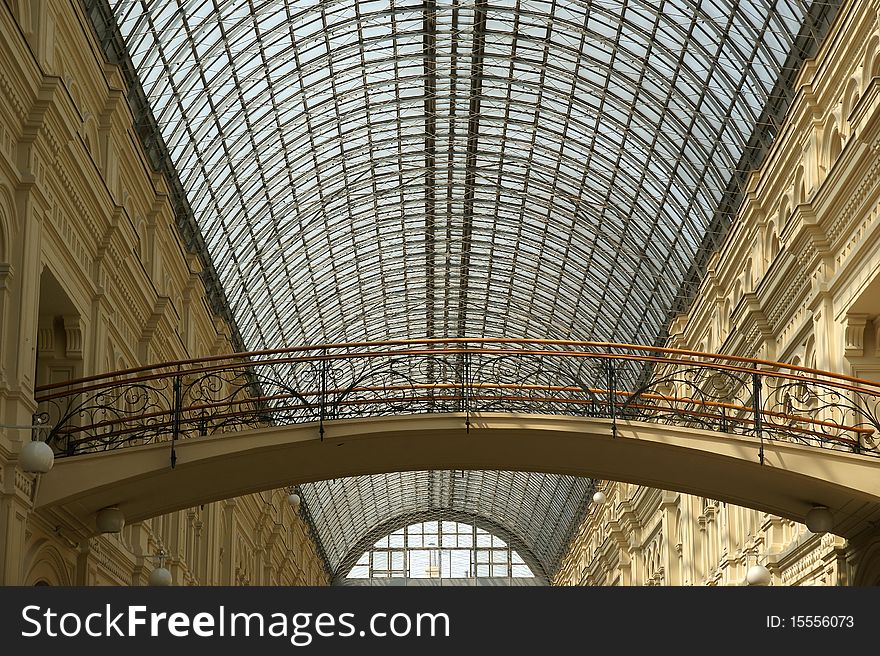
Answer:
(0, 0, 328, 586)
(557, 0, 880, 587)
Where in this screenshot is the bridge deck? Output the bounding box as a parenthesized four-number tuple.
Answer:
(35, 413, 880, 539)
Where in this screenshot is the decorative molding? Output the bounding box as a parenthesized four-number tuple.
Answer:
(37, 316, 54, 354)
(14, 469, 34, 498)
(845, 313, 870, 357)
(62, 314, 83, 359)
(0, 264, 15, 290)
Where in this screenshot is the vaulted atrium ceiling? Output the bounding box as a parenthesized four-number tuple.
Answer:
(96, 0, 837, 578)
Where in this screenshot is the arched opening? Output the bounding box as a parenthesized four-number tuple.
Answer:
(732, 280, 743, 309)
(843, 77, 861, 126)
(828, 125, 843, 168)
(793, 166, 806, 205)
(770, 234, 781, 260)
(341, 519, 540, 585)
(23, 541, 72, 586)
(870, 44, 880, 82)
(36, 269, 85, 409)
(721, 298, 732, 335)
(804, 334, 817, 370)
(743, 257, 753, 292)
(0, 187, 11, 369)
(0, 196, 7, 263)
(852, 537, 880, 586)
(82, 116, 100, 168)
(765, 221, 780, 265)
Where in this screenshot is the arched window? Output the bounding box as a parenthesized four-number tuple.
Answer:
(869, 38, 880, 82)
(345, 520, 536, 581)
(793, 166, 806, 206)
(765, 221, 781, 264)
(843, 77, 860, 128)
(828, 125, 843, 167)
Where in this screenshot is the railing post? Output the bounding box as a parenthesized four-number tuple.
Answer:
(752, 372, 764, 465)
(607, 359, 616, 438)
(171, 369, 182, 469)
(319, 349, 327, 441)
(463, 344, 470, 434)
(851, 390, 862, 454)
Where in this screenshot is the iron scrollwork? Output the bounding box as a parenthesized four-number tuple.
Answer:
(33, 342, 880, 458)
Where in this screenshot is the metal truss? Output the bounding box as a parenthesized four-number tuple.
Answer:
(103, 0, 837, 349)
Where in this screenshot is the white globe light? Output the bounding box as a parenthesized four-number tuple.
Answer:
(95, 507, 125, 533)
(148, 566, 172, 586)
(805, 506, 833, 534)
(19, 441, 54, 474)
(592, 490, 606, 505)
(746, 564, 772, 586)
(287, 492, 301, 510)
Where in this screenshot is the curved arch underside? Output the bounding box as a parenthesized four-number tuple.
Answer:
(103, 0, 838, 577)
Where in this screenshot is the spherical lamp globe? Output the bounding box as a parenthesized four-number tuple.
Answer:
(148, 566, 173, 586)
(805, 506, 833, 534)
(19, 441, 54, 474)
(746, 564, 772, 586)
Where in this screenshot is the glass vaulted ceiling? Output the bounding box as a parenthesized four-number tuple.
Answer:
(105, 0, 834, 578)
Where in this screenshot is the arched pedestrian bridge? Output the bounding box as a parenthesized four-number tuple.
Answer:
(30, 340, 880, 538)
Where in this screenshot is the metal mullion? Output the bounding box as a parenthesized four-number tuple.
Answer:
(350, 0, 395, 342)
(543, 474, 576, 565)
(385, 0, 413, 339)
(317, 3, 373, 342)
(481, 2, 522, 340)
(441, 0, 463, 340)
(580, 0, 636, 318)
(206, 3, 280, 344)
(276, 0, 335, 345)
(423, 0, 438, 342)
(584, 0, 689, 341)
(179, 1, 277, 346)
(516, 5, 578, 338)
(492, 5, 546, 341)
(533, 2, 607, 338)
(572, 0, 642, 341)
(602, 1, 706, 340)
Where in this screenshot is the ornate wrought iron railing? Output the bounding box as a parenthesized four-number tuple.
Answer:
(32, 339, 880, 461)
